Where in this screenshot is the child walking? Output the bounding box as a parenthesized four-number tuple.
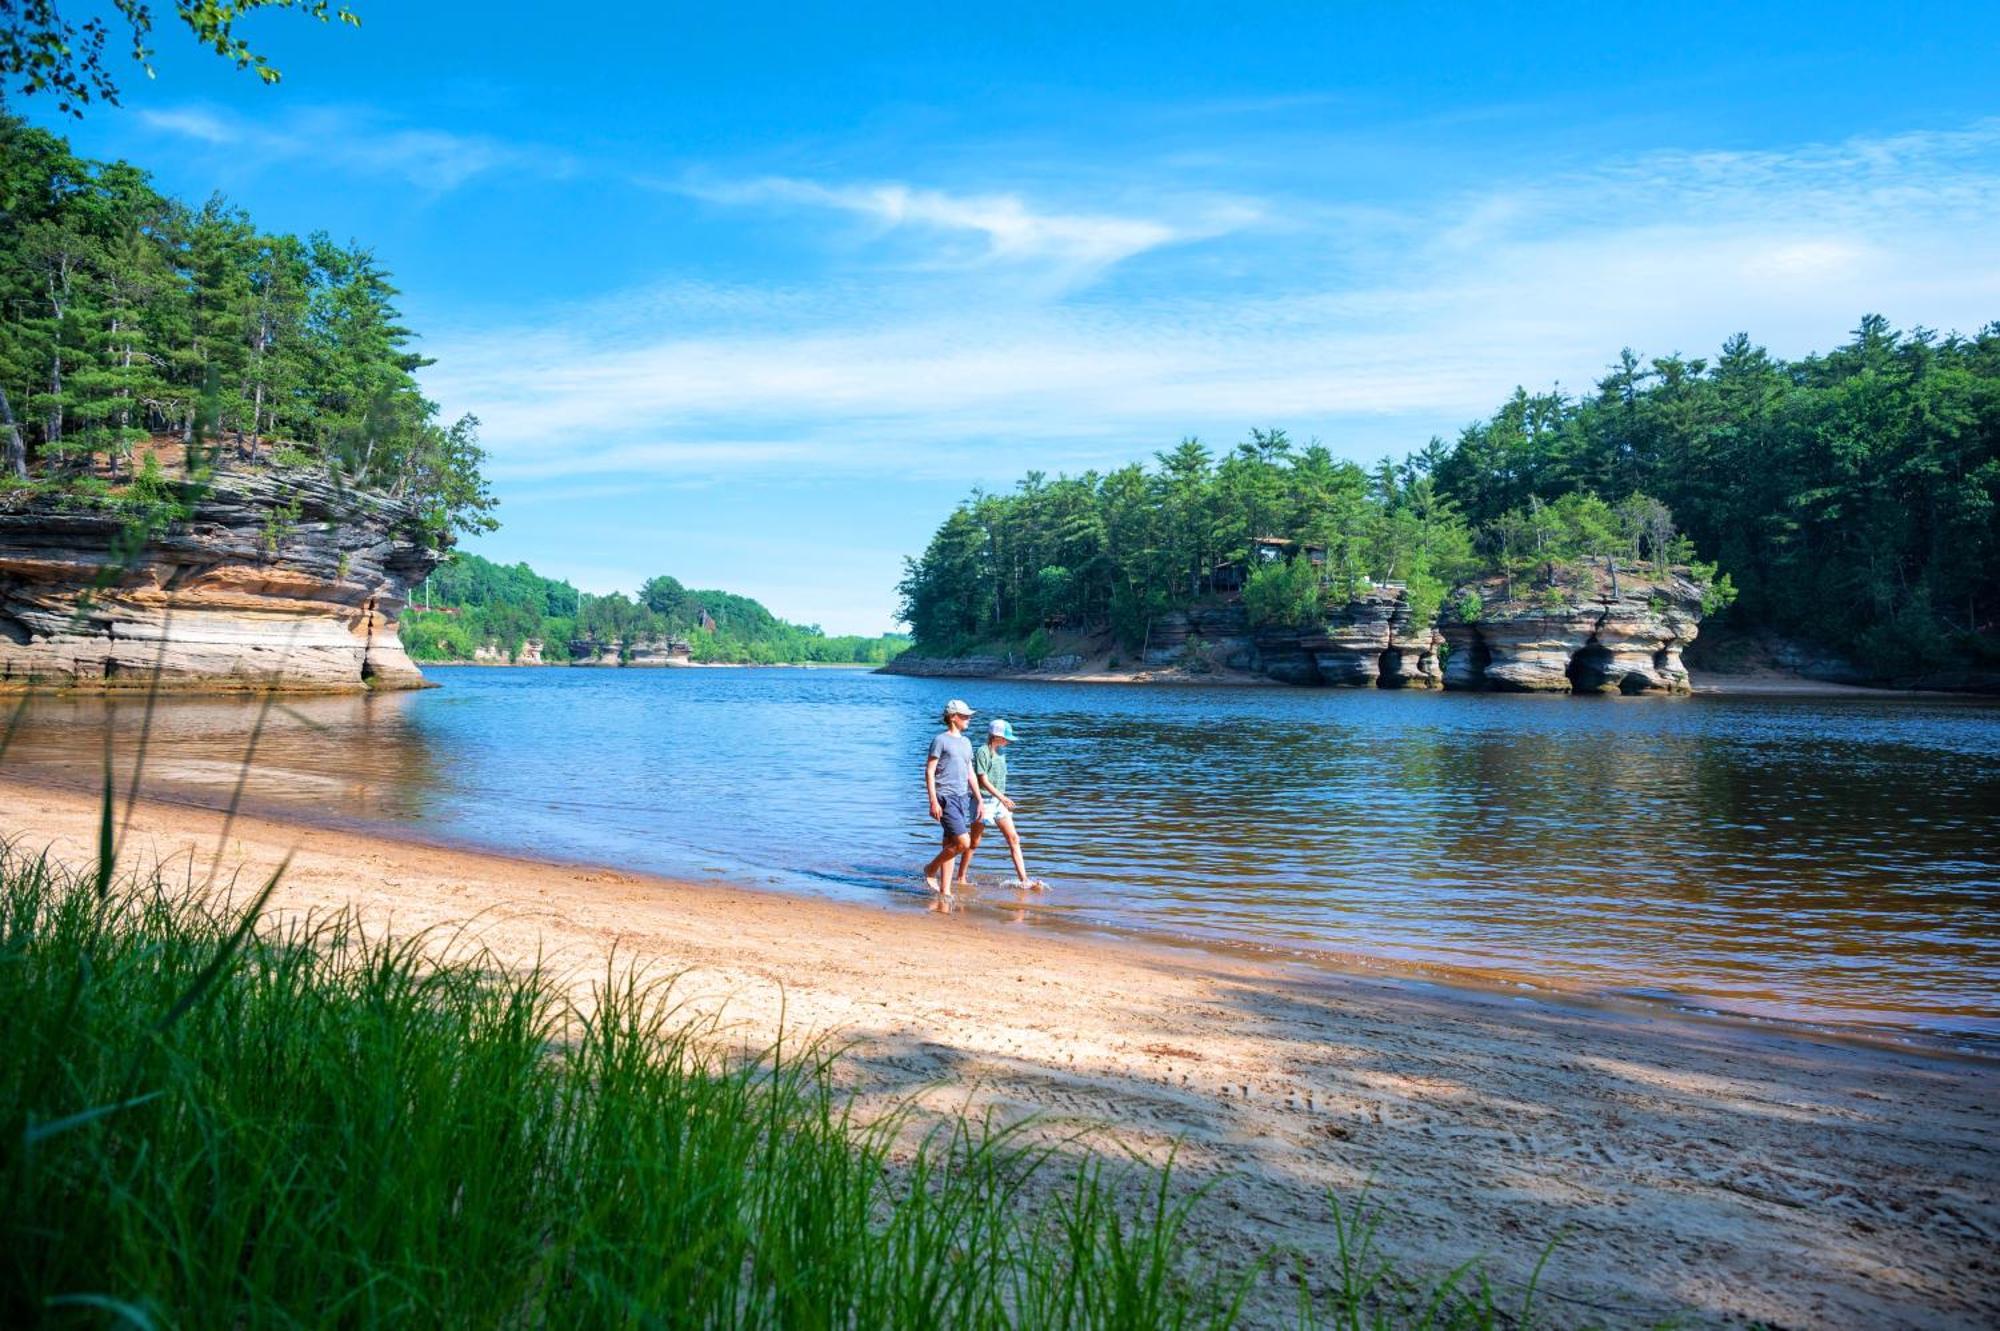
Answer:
(959, 718, 1046, 890)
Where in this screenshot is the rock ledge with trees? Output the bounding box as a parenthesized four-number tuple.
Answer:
(893, 318, 1998, 692)
(1442, 566, 1705, 693)
(0, 449, 444, 692)
(2, 120, 496, 693)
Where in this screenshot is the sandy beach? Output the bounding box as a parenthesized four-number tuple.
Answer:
(3, 775, 1994, 1328)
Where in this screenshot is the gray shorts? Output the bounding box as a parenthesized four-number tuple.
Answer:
(939, 792, 975, 838)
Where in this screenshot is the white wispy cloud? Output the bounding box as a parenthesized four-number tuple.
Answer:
(428, 118, 2000, 496)
(137, 106, 576, 190)
(676, 173, 1257, 278)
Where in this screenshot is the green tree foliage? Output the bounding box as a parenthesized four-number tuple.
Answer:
(896, 433, 1483, 651)
(1242, 557, 1322, 629)
(1, 1, 359, 116)
(1434, 319, 1997, 673)
(402, 553, 909, 666)
(901, 321, 1997, 677)
(0, 116, 495, 542)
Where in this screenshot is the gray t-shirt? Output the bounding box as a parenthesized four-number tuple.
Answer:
(928, 729, 975, 800)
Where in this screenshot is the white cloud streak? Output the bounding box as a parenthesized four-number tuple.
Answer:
(137, 106, 576, 190)
(677, 174, 1244, 274)
(428, 120, 2000, 490)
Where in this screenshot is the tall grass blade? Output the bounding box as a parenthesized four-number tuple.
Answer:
(115, 602, 177, 857)
(95, 764, 115, 902)
(202, 685, 281, 892)
(0, 690, 29, 762)
(153, 852, 290, 1033)
(24, 1092, 164, 1146)
(44, 1294, 158, 1329)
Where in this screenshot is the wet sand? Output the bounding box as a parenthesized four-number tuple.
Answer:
(3, 775, 1994, 1328)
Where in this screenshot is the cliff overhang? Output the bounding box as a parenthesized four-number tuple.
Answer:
(887, 565, 1712, 695)
(1441, 568, 1704, 695)
(0, 462, 446, 693)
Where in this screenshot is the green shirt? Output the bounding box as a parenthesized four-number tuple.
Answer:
(973, 743, 1007, 799)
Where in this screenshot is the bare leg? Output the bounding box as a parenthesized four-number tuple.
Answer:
(999, 818, 1034, 886)
(959, 821, 985, 885)
(922, 840, 958, 893)
(937, 833, 969, 895)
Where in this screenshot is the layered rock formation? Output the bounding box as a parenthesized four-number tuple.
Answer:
(0, 462, 443, 692)
(888, 569, 1710, 694)
(565, 635, 692, 667)
(1147, 589, 1443, 687)
(1309, 588, 1443, 688)
(1441, 567, 1703, 694)
(467, 638, 545, 666)
(626, 636, 692, 666)
(894, 587, 1451, 687)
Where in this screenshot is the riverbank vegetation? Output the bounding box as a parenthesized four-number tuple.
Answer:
(2, 840, 1565, 1330)
(898, 321, 1998, 678)
(401, 551, 909, 665)
(0, 116, 495, 543)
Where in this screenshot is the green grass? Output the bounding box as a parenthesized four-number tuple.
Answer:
(1, 844, 1265, 1329)
(0, 831, 1584, 1329)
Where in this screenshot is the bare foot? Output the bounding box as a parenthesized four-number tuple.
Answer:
(924, 872, 942, 893)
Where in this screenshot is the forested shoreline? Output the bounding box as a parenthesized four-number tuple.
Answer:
(0, 115, 494, 543)
(898, 320, 1999, 680)
(402, 552, 909, 666)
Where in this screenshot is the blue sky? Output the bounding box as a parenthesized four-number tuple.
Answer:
(43, 1, 2000, 633)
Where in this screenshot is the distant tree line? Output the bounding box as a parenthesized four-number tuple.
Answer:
(403, 553, 909, 666)
(0, 116, 495, 543)
(1433, 320, 1996, 672)
(897, 434, 1704, 648)
(898, 320, 1998, 676)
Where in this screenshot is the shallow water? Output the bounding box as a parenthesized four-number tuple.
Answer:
(6, 667, 1997, 1041)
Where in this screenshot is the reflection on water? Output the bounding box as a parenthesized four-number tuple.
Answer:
(6, 668, 1997, 1041)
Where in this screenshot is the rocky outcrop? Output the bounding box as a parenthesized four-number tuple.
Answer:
(565, 635, 692, 667)
(1443, 567, 1703, 694)
(1146, 589, 1442, 687)
(886, 570, 1710, 694)
(465, 637, 547, 666)
(880, 654, 1027, 678)
(626, 635, 692, 666)
(0, 462, 443, 692)
(567, 637, 622, 666)
(1304, 587, 1443, 689)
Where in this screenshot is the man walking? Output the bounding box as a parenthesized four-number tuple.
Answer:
(922, 699, 982, 895)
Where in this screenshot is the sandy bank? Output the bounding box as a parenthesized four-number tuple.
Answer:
(3, 777, 1993, 1328)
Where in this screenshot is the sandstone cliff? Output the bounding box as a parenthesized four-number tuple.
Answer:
(626, 635, 693, 666)
(563, 635, 693, 667)
(466, 638, 547, 665)
(567, 637, 622, 667)
(1142, 589, 1443, 687)
(1440, 566, 1703, 694)
(885, 568, 1709, 693)
(885, 585, 1448, 688)
(0, 462, 443, 692)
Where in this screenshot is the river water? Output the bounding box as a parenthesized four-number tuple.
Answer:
(5, 667, 1996, 1043)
